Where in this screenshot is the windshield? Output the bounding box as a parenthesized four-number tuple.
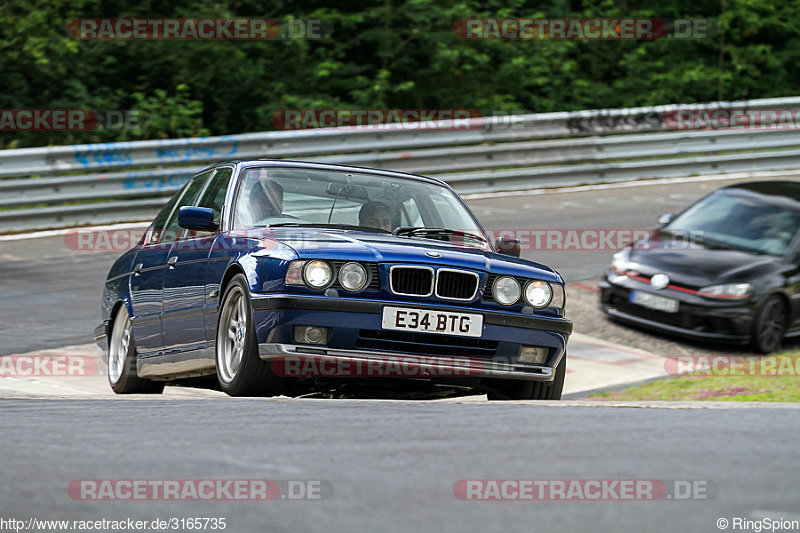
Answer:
(232, 166, 487, 247)
(667, 189, 800, 256)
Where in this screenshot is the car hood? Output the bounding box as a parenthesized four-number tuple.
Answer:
(250, 227, 562, 283)
(626, 231, 780, 287)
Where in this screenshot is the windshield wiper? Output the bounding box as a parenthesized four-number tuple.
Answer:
(661, 229, 743, 251)
(263, 222, 390, 233)
(392, 226, 488, 244)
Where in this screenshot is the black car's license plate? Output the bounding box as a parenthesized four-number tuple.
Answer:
(629, 290, 679, 313)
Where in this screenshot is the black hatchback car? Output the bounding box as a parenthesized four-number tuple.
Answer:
(601, 181, 800, 353)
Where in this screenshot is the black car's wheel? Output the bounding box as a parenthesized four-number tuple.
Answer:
(216, 274, 282, 396)
(751, 295, 787, 354)
(487, 355, 566, 400)
(108, 305, 165, 394)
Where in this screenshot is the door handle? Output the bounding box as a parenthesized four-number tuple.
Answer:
(167, 256, 178, 268)
(133, 263, 143, 275)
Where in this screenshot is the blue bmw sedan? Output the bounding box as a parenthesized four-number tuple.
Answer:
(95, 161, 572, 399)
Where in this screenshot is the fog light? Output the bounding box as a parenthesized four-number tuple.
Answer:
(294, 326, 329, 345)
(518, 346, 548, 364)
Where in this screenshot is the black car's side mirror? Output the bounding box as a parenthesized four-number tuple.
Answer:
(658, 213, 674, 226)
(495, 236, 521, 258)
(178, 206, 218, 231)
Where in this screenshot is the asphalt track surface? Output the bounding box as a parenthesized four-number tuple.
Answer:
(2, 399, 800, 533)
(3, 174, 800, 533)
(0, 173, 781, 355)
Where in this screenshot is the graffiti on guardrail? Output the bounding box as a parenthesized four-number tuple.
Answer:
(155, 137, 239, 164)
(566, 111, 664, 134)
(5, 96, 800, 232)
(122, 172, 194, 190)
(56, 137, 240, 169)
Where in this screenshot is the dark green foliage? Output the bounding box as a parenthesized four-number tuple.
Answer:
(1, 0, 798, 148)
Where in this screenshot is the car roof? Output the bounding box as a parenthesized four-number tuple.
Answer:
(723, 180, 800, 202)
(205, 159, 450, 188)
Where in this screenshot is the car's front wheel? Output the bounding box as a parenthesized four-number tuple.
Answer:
(751, 295, 787, 354)
(108, 305, 165, 394)
(487, 355, 566, 401)
(215, 274, 282, 396)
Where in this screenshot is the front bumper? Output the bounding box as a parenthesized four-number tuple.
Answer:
(259, 344, 554, 382)
(250, 294, 571, 380)
(600, 278, 752, 343)
(94, 321, 109, 352)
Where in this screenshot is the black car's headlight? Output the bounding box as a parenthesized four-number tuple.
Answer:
(338, 262, 368, 292)
(493, 276, 521, 305)
(523, 280, 553, 308)
(610, 248, 631, 274)
(698, 283, 751, 300)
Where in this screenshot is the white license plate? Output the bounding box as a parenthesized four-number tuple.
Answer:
(381, 307, 483, 337)
(629, 290, 680, 313)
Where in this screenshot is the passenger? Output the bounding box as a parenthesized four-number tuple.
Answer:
(247, 180, 284, 223)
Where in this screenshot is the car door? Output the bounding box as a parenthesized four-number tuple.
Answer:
(785, 244, 800, 331)
(162, 167, 233, 351)
(128, 187, 187, 355)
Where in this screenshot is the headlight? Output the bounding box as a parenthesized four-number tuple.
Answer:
(698, 283, 752, 300)
(303, 260, 333, 289)
(550, 283, 565, 312)
(610, 248, 631, 274)
(524, 280, 553, 308)
(285, 260, 306, 285)
(493, 276, 521, 306)
(338, 262, 368, 291)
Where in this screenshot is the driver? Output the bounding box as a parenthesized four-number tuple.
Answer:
(248, 180, 284, 222)
(359, 201, 393, 231)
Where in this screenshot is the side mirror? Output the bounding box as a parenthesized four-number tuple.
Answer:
(658, 213, 674, 226)
(495, 237, 521, 258)
(178, 206, 217, 231)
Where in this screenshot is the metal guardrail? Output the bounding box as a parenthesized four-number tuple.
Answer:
(3, 96, 800, 231)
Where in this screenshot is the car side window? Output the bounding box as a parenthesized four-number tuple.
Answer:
(160, 170, 214, 243)
(147, 184, 189, 245)
(196, 167, 232, 228)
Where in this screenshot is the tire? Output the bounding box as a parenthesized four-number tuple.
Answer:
(108, 305, 165, 394)
(751, 295, 787, 354)
(215, 274, 282, 396)
(487, 354, 567, 401)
